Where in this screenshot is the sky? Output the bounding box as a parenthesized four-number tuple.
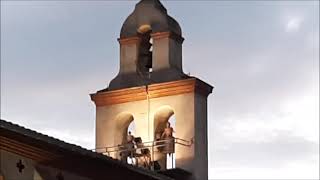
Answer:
(1, 0, 319, 179)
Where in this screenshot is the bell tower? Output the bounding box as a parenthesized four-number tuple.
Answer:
(91, 1, 213, 180)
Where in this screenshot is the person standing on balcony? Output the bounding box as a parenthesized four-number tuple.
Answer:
(161, 122, 175, 155)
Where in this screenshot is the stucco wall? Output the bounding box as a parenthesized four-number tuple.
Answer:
(0, 150, 91, 180)
(95, 90, 208, 180)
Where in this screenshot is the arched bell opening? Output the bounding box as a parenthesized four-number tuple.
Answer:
(127, 121, 136, 135)
(114, 112, 135, 160)
(153, 106, 176, 170)
(137, 24, 153, 78)
(126, 121, 136, 164)
(166, 115, 176, 169)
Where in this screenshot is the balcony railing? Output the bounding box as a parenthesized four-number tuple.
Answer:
(93, 137, 193, 170)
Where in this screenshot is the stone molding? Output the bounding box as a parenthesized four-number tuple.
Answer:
(151, 31, 184, 44)
(118, 31, 184, 45)
(91, 78, 213, 107)
(118, 37, 141, 45)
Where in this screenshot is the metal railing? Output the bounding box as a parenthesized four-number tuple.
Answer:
(93, 137, 193, 170)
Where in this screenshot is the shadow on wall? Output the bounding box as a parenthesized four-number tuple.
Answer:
(115, 112, 134, 147)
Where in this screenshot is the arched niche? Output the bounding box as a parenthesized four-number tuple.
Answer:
(154, 106, 174, 138)
(153, 106, 176, 170)
(114, 112, 134, 147)
(137, 26, 153, 78)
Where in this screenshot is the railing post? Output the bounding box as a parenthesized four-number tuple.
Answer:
(98, 137, 191, 170)
(152, 141, 154, 171)
(172, 153, 174, 169)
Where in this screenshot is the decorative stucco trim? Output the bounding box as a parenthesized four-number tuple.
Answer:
(151, 31, 184, 44)
(118, 37, 141, 45)
(91, 78, 213, 106)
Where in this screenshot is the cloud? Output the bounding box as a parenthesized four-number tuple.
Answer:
(210, 160, 319, 179)
(1, 1, 319, 179)
(286, 17, 303, 32)
(38, 128, 95, 149)
(208, 89, 319, 179)
(210, 111, 319, 179)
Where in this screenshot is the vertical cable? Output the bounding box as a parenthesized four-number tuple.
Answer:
(146, 85, 150, 141)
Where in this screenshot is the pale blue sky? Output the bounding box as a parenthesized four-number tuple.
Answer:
(1, 1, 319, 179)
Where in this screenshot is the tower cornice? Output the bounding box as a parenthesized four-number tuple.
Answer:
(118, 31, 184, 45)
(151, 31, 185, 44)
(118, 36, 141, 45)
(91, 78, 213, 107)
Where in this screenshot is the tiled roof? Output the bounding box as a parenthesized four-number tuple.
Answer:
(0, 119, 174, 180)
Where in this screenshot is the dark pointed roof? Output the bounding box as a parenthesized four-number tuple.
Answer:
(120, 0, 182, 38)
(136, 0, 167, 13)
